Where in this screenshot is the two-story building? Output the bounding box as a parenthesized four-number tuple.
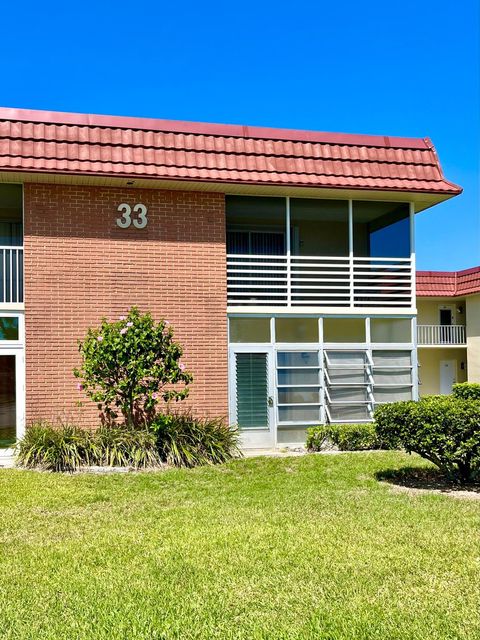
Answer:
(416, 267, 480, 395)
(0, 107, 462, 450)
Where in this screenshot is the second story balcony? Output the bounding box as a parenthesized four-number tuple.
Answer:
(417, 324, 466, 346)
(0, 184, 23, 305)
(227, 254, 413, 308)
(0, 246, 23, 304)
(226, 196, 414, 310)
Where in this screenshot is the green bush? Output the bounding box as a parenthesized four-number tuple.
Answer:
(307, 423, 388, 452)
(151, 411, 241, 467)
(74, 307, 192, 428)
(374, 396, 480, 483)
(90, 425, 160, 468)
(452, 382, 480, 400)
(16, 422, 160, 472)
(306, 425, 332, 451)
(16, 414, 239, 472)
(16, 423, 91, 472)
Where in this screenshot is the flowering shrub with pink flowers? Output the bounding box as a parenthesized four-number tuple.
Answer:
(74, 307, 192, 428)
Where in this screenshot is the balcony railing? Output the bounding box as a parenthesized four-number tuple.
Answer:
(417, 324, 466, 346)
(227, 254, 413, 308)
(0, 247, 23, 304)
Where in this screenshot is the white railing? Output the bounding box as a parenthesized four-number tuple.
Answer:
(0, 247, 23, 304)
(417, 324, 466, 346)
(227, 254, 413, 308)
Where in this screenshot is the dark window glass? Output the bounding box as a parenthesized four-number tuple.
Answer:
(353, 202, 410, 258)
(0, 355, 16, 446)
(290, 199, 349, 256)
(226, 196, 286, 255)
(0, 185, 22, 246)
(0, 317, 18, 340)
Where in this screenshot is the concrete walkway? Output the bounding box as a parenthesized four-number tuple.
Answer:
(243, 447, 307, 458)
(0, 449, 15, 468)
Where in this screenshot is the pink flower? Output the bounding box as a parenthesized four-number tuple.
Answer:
(119, 315, 126, 321)
(152, 392, 159, 400)
(126, 322, 133, 327)
(76, 383, 83, 391)
(179, 363, 186, 371)
(97, 335, 104, 342)
(120, 327, 127, 335)
(164, 320, 170, 327)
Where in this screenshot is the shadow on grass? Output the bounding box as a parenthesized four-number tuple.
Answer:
(375, 466, 480, 494)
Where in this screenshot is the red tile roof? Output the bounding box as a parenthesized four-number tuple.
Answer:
(0, 107, 462, 194)
(417, 266, 480, 297)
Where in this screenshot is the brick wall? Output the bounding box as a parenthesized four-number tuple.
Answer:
(23, 183, 228, 425)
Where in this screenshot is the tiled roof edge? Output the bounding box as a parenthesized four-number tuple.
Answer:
(0, 106, 433, 149)
(417, 266, 480, 296)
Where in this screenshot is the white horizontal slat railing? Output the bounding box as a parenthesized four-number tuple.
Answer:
(417, 324, 466, 346)
(0, 247, 23, 304)
(227, 254, 413, 308)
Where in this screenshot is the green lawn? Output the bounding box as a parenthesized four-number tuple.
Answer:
(0, 452, 479, 640)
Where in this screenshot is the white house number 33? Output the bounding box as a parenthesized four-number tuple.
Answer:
(116, 203, 148, 229)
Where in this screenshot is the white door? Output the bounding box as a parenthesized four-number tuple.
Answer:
(0, 350, 25, 447)
(229, 346, 275, 449)
(440, 360, 456, 395)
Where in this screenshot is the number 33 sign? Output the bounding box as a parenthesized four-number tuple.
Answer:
(116, 203, 148, 229)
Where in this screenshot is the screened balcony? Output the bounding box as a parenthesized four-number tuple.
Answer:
(226, 196, 414, 309)
(0, 185, 23, 304)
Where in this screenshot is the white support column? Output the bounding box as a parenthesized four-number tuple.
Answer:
(348, 200, 354, 308)
(411, 315, 419, 400)
(286, 197, 291, 308)
(270, 316, 276, 344)
(409, 202, 419, 400)
(270, 316, 277, 445)
(365, 317, 375, 417)
(319, 317, 325, 424)
(409, 202, 416, 310)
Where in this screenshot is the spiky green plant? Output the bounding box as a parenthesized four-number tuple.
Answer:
(16, 422, 161, 471)
(16, 422, 91, 472)
(93, 425, 160, 468)
(151, 411, 241, 468)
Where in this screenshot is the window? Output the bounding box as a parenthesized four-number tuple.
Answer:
(290, 199, 349, 256)
(353, 201, 410, 258)
(226, 196, 286, 255)
(0, 317, 19, 341)
(229, 317, 270, 343)
(372, 350, 413, 405)
(370, 318, 411, 343)
(0, 185, 23, 246)
(323, 318, 366, 342)
(275, 318, 318, 342)
(0, 355, 16, 446)
(276, 351, 321, 425)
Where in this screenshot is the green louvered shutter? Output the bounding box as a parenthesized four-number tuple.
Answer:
(235, 353, 269, 429)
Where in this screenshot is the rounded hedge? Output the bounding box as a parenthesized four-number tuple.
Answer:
(452, 382, 480, 401)
(374, 396, 480, 483)
(306, 423, 390, 452)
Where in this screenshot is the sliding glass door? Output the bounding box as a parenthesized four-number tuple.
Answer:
(0, 351, 24, 447)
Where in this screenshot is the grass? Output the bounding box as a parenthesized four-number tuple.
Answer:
(0, 452, 479, 639)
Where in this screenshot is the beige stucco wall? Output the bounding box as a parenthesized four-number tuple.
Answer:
(466, 294, 480, 382)
(418, 348, 467, 396)
(416, 298, 466, 326)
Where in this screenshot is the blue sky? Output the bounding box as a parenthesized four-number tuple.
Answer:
(1, 1, 478, 270)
